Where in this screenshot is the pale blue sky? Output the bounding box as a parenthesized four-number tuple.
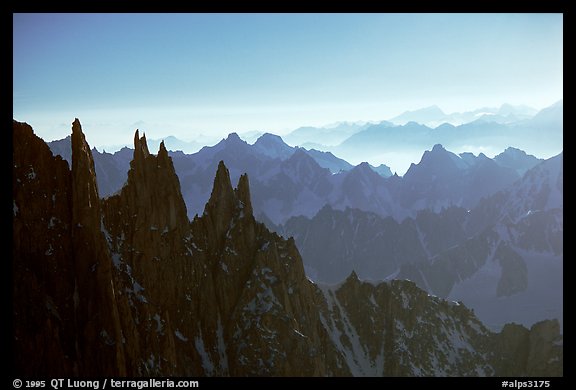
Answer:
(13, 13, 562, 149)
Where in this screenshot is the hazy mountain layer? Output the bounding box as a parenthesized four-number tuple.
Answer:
(49, 134, 530, 226)
(333, 100, 561, 170)
(281, 154, 563, 330)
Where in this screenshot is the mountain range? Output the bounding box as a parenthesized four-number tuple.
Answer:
(333, 100, 561, 167)
(49, 133, 537, 227)
(93, 101, 559, 166)
(44, 114, 562, 334)
(280, 151, 562, 330)
(13, 119, 562, 376)
(389, 103, 538, 127)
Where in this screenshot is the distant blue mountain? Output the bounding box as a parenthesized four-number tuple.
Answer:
(283, 121, 372, 147)
(331, 101, 561, 169)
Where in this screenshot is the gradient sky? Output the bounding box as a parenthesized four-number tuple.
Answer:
(13, 13, 562, 151)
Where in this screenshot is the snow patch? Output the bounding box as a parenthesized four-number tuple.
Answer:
(174, 329, 188, 341)
(194, 333, 215, 375)
(153, 313, 164, 334)
(216, 317, 229, 372)
(318, 285, 383, 376)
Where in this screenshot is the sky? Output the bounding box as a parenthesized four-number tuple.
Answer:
(13, 13, 563, 164)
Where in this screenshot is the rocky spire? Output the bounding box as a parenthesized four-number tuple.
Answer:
(204, 161, 236, 238)
(133, 129, 150, 161)
(117, 130, 189, 233)
(71, 119, 127, 375)
(71, 118, 100, 221)
(235, 173, 253, 217)
(13, 120, 77, 375)
(24, 118, 127, 375)
(157, 140, 170, 166)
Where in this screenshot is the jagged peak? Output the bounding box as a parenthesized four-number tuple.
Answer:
(286, 148, 316, 164)
(497, 146, 530, 159)
(133, 129, 150, 160)
(345, 270, 360, 285)
(216, 160, 232, 186)
(235, 173, 253, 217)
(71, 119, 90, 168)
(225, 132, 247, 146)
(350, 161, 381, 180)
(203, 161, 256, 242)
(158, 140, 169, 162)
(205, 161, 235, 215)
(350, 162, 376, 175)
(431, 143, 446, 153)
(255, 132, 286, 144)
(227, 132, 241, 140)
(134, 129, 139, 148)
(70, 118, 101, 222)
(72, 118, 82, 135)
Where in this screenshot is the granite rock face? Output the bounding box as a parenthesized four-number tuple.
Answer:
(13, 119, 126, 376)
(13, 119, 562, 376)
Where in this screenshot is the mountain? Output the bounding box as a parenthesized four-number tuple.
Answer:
(252, 133, 295, 160)
(529, 100, 562, 130)
(282, 205, 476, 285)
(281, 154, 562, 331)
(389, 104, 537, 128)
(369, 163, 393, 178)
(497, 103, 538, 118)
(445, 153, 563, 330)
(50, 135, 527, 225)
(390, 105, 447, 126)
(315, 274, 561, 376)
(13, 119, 562, 376)
(338, 121, 432, 152)
(238, 130, 264, 144)
(17, 119, 339, 376)
(302, 148, 355, 173)
(394, 144, 520, 214)
(283, 121, 369, 147)
(252, 133, 357, 173)
(49, 133, 394, 223)
(282, 205, 427, 283)
(329, 162, 395, 217)
(466, 152, 563, 236)
(146, 135, 202, 155)
(493, 147, 543, 176)
(14, 119, 126, 375)
(333, 101, 560, 170)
